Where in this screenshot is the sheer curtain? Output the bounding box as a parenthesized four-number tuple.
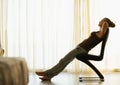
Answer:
(0, 0, 8, 53)
(2, 0, 74, 71)
(72, 0, 90, 73)
(1, 0, 120, 73)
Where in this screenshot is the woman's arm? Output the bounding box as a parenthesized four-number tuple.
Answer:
(96, 22, 109, 38)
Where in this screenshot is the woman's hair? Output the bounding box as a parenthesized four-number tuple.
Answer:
(103, 18, 115, 27)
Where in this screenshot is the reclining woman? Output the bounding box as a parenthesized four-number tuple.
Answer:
(36, 18, 115, 81)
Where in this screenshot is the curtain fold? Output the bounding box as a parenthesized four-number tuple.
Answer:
(72, 0, 90, 73)
(0, 0, 8, 56)
(3, 0, 74, 71)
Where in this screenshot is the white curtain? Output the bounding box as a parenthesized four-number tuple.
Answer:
(2, 0, 74, 71)
(71, 0, 90, 73)
(1, 0, 120, 73)
(0, 0, 8, 53)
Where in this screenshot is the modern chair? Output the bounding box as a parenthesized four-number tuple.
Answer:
(76, 29, 109, 82)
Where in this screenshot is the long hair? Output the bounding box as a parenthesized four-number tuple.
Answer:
(103, 18, 115, 27)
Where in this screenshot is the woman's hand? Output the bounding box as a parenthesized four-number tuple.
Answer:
(102, 22, 109, 29)
(96, 22, 109, 38)
(101, 22, 109, 34)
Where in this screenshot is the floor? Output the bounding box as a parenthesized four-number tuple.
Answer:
(28, 72, 120, 85)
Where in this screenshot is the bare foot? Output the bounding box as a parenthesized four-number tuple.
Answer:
(35, 72, 46, 76)
(39, 76, 51, 81)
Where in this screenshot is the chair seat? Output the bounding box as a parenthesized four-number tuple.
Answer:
(76, 53, 103, 61)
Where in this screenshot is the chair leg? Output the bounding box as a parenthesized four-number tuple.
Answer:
(80, 60, 104, 81)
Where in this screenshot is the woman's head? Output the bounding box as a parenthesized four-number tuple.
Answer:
(98, 17, 115, 28)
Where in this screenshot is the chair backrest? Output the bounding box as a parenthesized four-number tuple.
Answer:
(76, 29, 109, 61)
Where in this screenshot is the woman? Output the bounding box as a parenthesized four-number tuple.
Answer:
(36, 17, 115, 81)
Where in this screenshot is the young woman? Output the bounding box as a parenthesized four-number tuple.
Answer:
(36, 18, 115, 81)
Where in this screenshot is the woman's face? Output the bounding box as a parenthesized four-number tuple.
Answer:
(99, 18, 115, 28)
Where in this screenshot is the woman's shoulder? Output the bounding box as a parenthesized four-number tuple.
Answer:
(91, 31, 100, 35)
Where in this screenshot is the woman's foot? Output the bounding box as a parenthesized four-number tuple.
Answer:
(35, 72, 46, 76)
(39, 76, 51, 81)
(36, 71, 51, 81)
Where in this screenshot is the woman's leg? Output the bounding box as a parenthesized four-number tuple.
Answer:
(44, 47, 87, 78)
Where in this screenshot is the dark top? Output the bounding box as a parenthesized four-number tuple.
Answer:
(79, 31, 105, 52)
